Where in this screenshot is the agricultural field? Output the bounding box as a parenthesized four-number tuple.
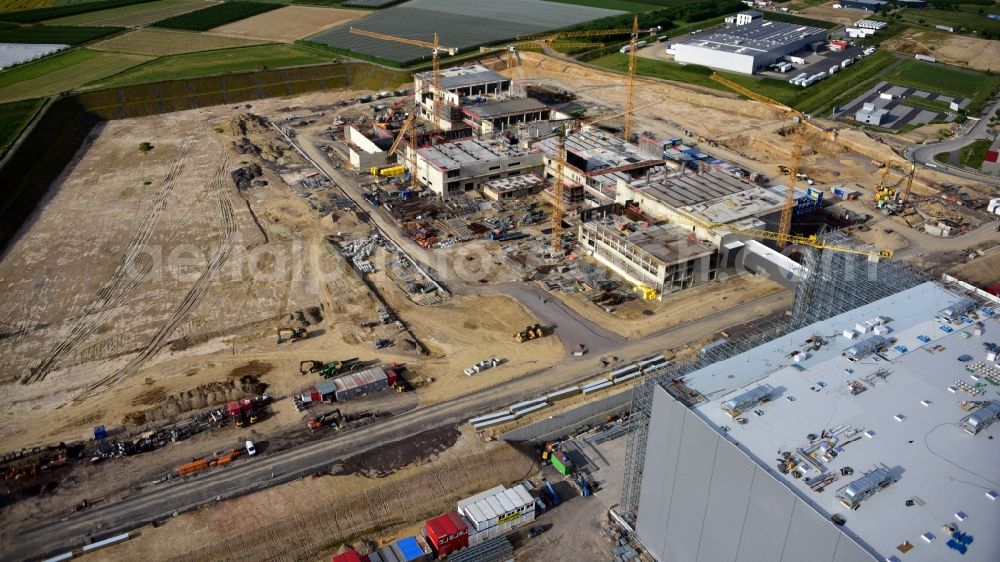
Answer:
(0, 98, 42, 156)
(44, 0, 213, 26)
(210, 5, 364, 41)
(543, 0, 667, 12)
(894, 4, 1000, 39)
(84, 43, 330, 87)
(0, 0, 54, 12)
(1, 0, 153, 22)
(883, 59, 1000, 112)
(882, 27, 1000, 72)
(0, 48, 150, 101)
(151, 1, 279, 31)
(795, 2, 867, 26)
(91, 27, 264, 56)
(0, 23, 122, 43)
(308, 0, 623, 64)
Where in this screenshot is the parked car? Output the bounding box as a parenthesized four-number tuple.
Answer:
(245, 440, 257, 456)
(528, 526, 547, 539)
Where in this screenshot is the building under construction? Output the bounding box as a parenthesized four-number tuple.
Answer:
(618, 238, 1000, 562)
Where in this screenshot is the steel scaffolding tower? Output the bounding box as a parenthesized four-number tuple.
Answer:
(619, 237, 925, 524)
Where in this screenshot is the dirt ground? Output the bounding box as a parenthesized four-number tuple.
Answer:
(90, 28, 265, 56)
(948, 248, 1000, 288)
(210, 6, 366, 42)
(556, 274, 785, 340)
(882, 28, 1000, 72)
(796, 3, 870, 26)
(97, 427, 538, 562)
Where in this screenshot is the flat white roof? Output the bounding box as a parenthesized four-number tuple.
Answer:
(686, 282, 1000, 562)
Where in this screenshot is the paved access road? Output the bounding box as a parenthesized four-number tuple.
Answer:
(907, 97, 1000, 187)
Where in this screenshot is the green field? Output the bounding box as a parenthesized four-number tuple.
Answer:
(958, 139, 992, 168)
(150, 1, 278, 30)
(45, 0, 212, 26)
(0, 98, 43, 157)
(0, 48, 150, 101)
(761, 11, 839, 30)
(590, 49, 901, 116)
(85, 43, 331, 88)
(0, 24, 122, 43)
(0, 0, 152, 22)
(883, 59, 1000, 112)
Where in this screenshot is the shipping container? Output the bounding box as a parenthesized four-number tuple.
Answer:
(608, 364, 640, 380)
(425, 511, 469, 556)
(551, 451, 574, 475)
(365, 552, 384, 562)
(333, 551, 363, 562)
(392, 537, 430, 562)
(582, 380, 613, 393)
(469, 411, 511, 425)
(509, 398, 548, 413)
(376, 545, 401, 562)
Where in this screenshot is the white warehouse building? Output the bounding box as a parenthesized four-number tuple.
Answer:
(673, 13, 828, 75)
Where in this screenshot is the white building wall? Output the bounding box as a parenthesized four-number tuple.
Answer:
(673, 44, 757, 74)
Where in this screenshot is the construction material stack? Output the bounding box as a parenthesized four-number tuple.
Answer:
(456, 485, 534, 546)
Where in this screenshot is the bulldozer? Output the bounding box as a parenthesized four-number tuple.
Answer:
(514, 324, 545, 343)
(276, 327, 307, 344)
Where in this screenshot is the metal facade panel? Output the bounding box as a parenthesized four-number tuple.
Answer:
(696, 436, 756, 562)
(780, 499, 839, 562)
(832, 534, 877, 562)
(661, 411, 719, 562)
(635, 386, 687, 561)
(735, 470, 797, 562)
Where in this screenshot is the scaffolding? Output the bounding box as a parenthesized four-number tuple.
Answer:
(619, 234, 925, 524)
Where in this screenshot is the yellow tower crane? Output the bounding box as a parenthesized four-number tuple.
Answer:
(546, 99, 669, 250)
(349, 28, 456, 119)
(387, 112, 418, 188)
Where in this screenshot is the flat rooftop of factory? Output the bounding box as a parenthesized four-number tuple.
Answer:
(535, 128, 665, 177)
(678, 282, 1000, 562)
(463, 98, 549, 119)
(681, 20, 826, 54)
(415, 64, 507, 90)
(417, 138, 534, 169)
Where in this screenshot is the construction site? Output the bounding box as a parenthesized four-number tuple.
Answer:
(1, 16, 998, 562)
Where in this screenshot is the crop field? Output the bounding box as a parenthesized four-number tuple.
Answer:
(884, 59, 1000, 111)
(45, 0, 213, 26)
(211, 5, 364, 41)
(90, 27, 264, 55)
(1, 0, 153, 22)
(0, 98, 42, 157)
(543, 0, 666, 12)
(151, 1, 279, 31)
(0, 0, 54, 12)
(84, 43, 330, 88)
(343, 0, 403, 7)
(0, 48, 150, 101)
(0, 24, 122, 43)
(308, 0, 623, 64)
(896, 6, 1000, 38)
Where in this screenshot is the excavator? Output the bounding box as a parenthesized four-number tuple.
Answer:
(276, 327, 307, 344)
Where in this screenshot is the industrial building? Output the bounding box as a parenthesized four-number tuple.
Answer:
(578, 221, 718, 295)
(619, 246, 1000, 562)
(413, 65, 512, 130)
(456, 484, 535, 546)
(461, 98, 551, 135)
(481, 174, 544, 201)
(412, 138, 542, 200)
(856, 102, 890, 125)
(534, 128, 667, 203)
(840, 0, 887, 9)
(671, 13, 828, 75)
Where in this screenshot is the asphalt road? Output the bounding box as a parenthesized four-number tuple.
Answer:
(907, 97, 1000, 187)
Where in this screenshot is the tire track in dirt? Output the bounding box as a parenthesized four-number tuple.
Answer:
(23, 135, 197, 385)
(75, 154, 238, 401)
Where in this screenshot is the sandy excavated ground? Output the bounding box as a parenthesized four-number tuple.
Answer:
(797, 3, 870, 26)
(99, 428, 537, 562)
(883, 28, 1000, 72)
(210, 6, 366, 42)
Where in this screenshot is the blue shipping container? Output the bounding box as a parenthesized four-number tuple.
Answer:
(394, 537, 424, 562)
(94, 425, 107, 440)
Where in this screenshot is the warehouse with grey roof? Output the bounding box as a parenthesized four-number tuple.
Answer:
(672, 12, 828, 74)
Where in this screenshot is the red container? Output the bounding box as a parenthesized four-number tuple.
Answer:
(332, 551, 362, 562)
(425, 511, 469, 556)
(240, 398, 253, 412)
(227, 401, 241, 417)
(386, 369, 399, 387)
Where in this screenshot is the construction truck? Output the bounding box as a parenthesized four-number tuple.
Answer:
(514, 324, 545, 343)
(276, 327, 307, 344)
(307, 410, 342, 432)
